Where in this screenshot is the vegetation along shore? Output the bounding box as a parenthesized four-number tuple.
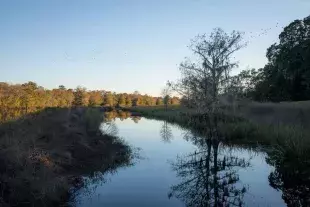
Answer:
(0, 107, 132, 206)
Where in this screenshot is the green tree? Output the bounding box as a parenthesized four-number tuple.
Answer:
(156, 97, 163, 105)
(136, 96, 144, 106)
(126, 95, 132, 106)
(103, 92, 114, 107)
(88, 91, 103, 106)
(0, 82, 165, 116)
(73, 87, 89, 106)
(255, 16, 310, 101)
(21, 81, 39, 110)
(118, 94, 126, 106)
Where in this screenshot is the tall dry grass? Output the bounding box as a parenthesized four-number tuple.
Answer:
(0, 107, 132, 206)
(126, 103, 310, 163)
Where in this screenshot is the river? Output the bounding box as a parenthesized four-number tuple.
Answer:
(69, 115, 288, 207)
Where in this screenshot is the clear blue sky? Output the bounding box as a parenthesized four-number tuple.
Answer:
(1, 0, 309, 96)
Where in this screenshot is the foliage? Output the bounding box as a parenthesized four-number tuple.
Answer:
(233, 16, 310, 102)
(73, 86, 89, 106)
(0, 82, 180, 113)
(88, 91, 103, 106)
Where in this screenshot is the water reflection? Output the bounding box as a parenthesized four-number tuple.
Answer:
(71, 114, 136, 206)
(100, 121, 119, 136)
(70, 152, 135, 206)
(131, 116, 142, 123)
(3, 109, 307, 206)
(104, 111, 142, 123)
(71, 116, 288, 206)
(169, 132, 250, 207)
(266, 150, 310, 206)
(160, 121, 174, 143)
(104, 110, 131, 121)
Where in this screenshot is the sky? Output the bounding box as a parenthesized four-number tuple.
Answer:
(1, 0, 310, 96)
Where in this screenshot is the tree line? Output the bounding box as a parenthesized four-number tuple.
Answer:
(171, 15, 310, 110)
(0, 82, 180, 109)
(229, 15, 310, 102)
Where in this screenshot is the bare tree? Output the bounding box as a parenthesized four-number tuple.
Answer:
(170, 28, 246, 114)
(168, 131, 250, 207)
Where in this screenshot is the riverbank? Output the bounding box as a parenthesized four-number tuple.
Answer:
(0, 107, 132, 206)
(125, 105, 310, 162)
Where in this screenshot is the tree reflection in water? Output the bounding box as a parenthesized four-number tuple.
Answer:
(104, 110, 131, 122)
(102, 111, 143, 134)
(169, 130, 250, 207)
(100, 121, 119, 136)
(103, 111, 141, 123)
(160, 121, 174, 143)
(131, 116, 141, 123)
(267, 150, 310, 206)
(0, 108, 40, 123)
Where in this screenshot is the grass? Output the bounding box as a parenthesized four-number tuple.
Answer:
(124, 104, 310, 204)
(0, 107, 132, 206)
(125, 104, 310, 164)
(236, 100, 310, 127)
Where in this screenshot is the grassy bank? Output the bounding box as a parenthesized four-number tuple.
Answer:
(0, 107, 132, 206)
(125, 105, 310, 162)
(125, 104, 310, 205)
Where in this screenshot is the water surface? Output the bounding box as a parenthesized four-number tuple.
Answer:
(72, 117, 286, 207)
